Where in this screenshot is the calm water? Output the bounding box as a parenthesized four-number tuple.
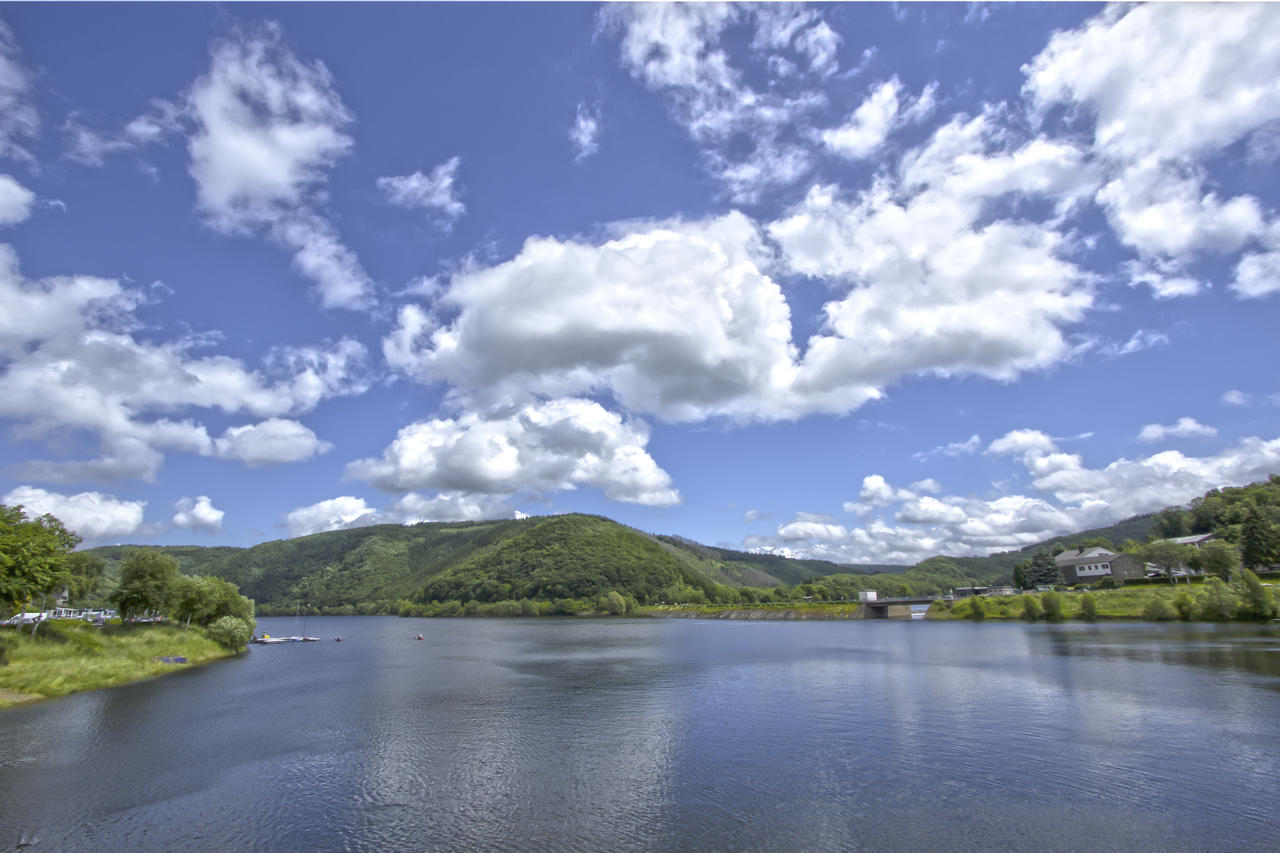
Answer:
(2, 617, 1278, 852)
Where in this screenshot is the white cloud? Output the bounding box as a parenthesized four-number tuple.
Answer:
(570, 104, 601, 161)
(346, 398, 680, 507)
(384, 212, 802, 422)
(913, 434, 980, 462)
(858, 474, 915, 507)
(1222, 390, 1250, 407)
(911, 478, 943, 494)
(0, 23, 38, 162)
(821, 79, 900, 160)
(606, 3, 825, 201)
(895, 495, 967, 525)
(778, 512, 847, 542)
(213, 418, 332, 466)
(377, 156, 465, 225)
(0, 173, 34, 225)
(986, 428, 1058, 459)
(186, 26, 372, 310)
(172, 496, 224, 533)
(1024, 3, 1280, 278)
(1138, 417, 1217, 443)
(1232, 249, 1280, 299)
(771, 118, 1096, 404)
(3, 485, 145, 541)
(387, 492, 507, 524)
(285, 496, 377, 537)
(0, 245, 367, 482)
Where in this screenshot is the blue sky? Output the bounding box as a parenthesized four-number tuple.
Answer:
(1, 3, 1278, 565)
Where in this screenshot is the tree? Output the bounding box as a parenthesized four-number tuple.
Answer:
(1040, 590, 1063, 621)
(1027, 548, 1060, 587)
(1193, 540, 1239, 579)
(112, 550, 178, 622)
(1234, 570, 1278, 620)
(0, 504, 81, 632)
(1079, 592, 1098, 621)
(1239, 508, 1280, 570)
(1019, 594, 1042, 621)
(1013, 560, 1030, 590)
(64, 552, 107, 604)
(1137, 540, 1196, 586)
(206, 616, 253, 651)
(1154, 508, 1191, 539)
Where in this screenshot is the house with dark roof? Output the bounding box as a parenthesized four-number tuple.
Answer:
(1054, 546, 1145, 584)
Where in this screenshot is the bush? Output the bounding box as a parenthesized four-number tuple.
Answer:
(1234, 570, 1278, 620)
(1173, 589, 1195, 621)
(1040, 591, 1063, 621)
(1142, 598, 1176, 621)
(1020, 594, 1042, 621)
(1078, 592, 1097, 622)
(1196, 577, 1236, 621)
(967, 598, 985, 621)
(206, 616, 252, 650)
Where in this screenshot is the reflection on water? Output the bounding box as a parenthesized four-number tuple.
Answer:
(1, 618, 1277, 851)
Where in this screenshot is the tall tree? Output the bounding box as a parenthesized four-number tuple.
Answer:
(1027, 548, 1060, 587)
(1137, 540, 1196, 586)
(1239, 508, 1280, 570)
(0, 504, 81, 628)
(112, 550, 178, 622)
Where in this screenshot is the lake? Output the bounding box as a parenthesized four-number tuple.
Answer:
(2, 617, 1278, 851)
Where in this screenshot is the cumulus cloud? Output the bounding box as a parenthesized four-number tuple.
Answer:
(0, 245, 367, 482)
(0, 173, 34, 225)
(285, 495, 377, 537)
(570, 103, 601, 161)
(913, 434, 980, 462)
(172, 495, 224, 533)
(213, 418, 332, 466)
(346, 398, 680, 507)
(377, 156, 465, 226)
(3, 485, 146, 540)
(1024, 3, 1280, 286)
(858, 474, 915, 507)
(770, 115, 1097, 404)
(1137, 417, 1217, 443)
(1232, 249, 1280, 299)
(778, 513, 847, 542)
(186, 26, 373, 310)
(384, 212, 802, 422)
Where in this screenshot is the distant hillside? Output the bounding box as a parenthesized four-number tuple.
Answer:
(81, 506, 1167, 612)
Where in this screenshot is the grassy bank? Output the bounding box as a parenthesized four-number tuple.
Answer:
(929, 576, 1279, 622)
(0, 620, 237, 709)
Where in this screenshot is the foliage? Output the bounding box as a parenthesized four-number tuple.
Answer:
(1039, 590, 1063, 621)
(1142, 597, 1176, 621)
(1193, 540, 1239, 579)
(0, 503, 81, 617)
(1078, 592, 1097, 621)
(966, 597, 986, 621)
(1172, 588, 1195, 621)
(1134, 540, 1196, 585)
(112, 550, 179, 621)
(1195, 577, 1236, 621)
(1234, 570, 1278, 620)
(1027, 548, 1061, 587)
(1020, 594, 1042, 621)
(206, 616, 253, 651)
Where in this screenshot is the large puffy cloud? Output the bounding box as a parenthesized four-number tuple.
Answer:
(213, 418, 332, 466)
(385, 213, 800, 423)
(1024, 4, 1280, 291)
(284, 492, 510, 538)
(770, 114, 1096, 403)
(3, 485, 146, 540)
(187, 26, 373, 310)
(346, 398, 680, 507)
(0, 246, 365, 482)
(172, 496, 224, 534)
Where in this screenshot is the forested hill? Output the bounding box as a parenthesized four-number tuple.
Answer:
(81, 505, 1171, 613)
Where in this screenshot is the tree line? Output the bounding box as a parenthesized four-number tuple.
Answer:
(1, 503, 255, 649)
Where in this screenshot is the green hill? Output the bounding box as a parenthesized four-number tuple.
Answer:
(79, 502, 1176, 613)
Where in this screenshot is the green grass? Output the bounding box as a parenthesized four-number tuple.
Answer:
(0, 620, 235, 709)
(928, 580, 1249, 621)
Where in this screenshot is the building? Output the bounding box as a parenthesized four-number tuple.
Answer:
(1054, 547, 1145, 585)
(1166, 533, 1216, 548)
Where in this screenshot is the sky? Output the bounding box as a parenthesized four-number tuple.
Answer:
(1, 2, 1279, 566)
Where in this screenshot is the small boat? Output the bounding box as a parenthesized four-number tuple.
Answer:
(334, 636, 342, 642)
(251, 634, 319, 644)
(415, 634, 424, 641)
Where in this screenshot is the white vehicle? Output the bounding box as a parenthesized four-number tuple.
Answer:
(5, 612, 48, 626)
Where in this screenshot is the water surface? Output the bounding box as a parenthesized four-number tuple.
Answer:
(2, 617, 1277, 851)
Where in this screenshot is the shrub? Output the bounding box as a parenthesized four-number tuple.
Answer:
(1142, 598, 1175, 621)
(206, 616, 252, 651)
(1079, 592, 1097, 622)
(1196, 577, 1236, 621)
(1173, 589, 1195, 621)
(967, 598, 985, 621)
(1235, 570, 1278, 620)
(1020, 594, 1042, 621)
(1040, 590, 1063, 621)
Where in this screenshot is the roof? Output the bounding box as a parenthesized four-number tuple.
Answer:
(1166, 533, 1216, 545)
(1054, 546, 1116, 566)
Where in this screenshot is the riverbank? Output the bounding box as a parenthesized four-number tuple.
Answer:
(642, 602, 866, 619)
(0, 620, 237, 709)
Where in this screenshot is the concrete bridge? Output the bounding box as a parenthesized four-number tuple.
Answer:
(860, 596, 949, 619)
